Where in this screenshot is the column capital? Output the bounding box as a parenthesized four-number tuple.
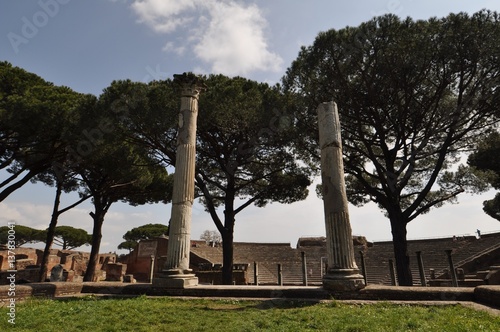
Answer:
(174, 72, 207, 99)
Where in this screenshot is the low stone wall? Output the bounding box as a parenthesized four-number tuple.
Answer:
(1, 283, 499, 309)
(0, 268, 40, 285)
(354, 285, 475, 302)
(0, 282, 84, 306)
(196, 270, 247, 285)
(474, 285, 500, 308)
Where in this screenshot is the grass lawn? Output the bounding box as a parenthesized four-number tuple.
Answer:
(1, 296, 499, 331)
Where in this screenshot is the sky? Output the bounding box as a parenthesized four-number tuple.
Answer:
(1, 0, 499, 254)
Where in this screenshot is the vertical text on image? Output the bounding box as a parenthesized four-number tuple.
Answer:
(6, 221, 17, 325)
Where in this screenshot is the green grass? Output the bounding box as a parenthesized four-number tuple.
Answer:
(1, 296, 498, 331)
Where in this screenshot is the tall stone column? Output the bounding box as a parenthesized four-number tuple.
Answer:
(153, 73, 205, 288)
(318, 101, 365, 292)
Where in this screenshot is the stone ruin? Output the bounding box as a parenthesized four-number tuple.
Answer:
(122, 232, 499, 287)
(147, 74, 366, 291)
(0, 246, 119, 284)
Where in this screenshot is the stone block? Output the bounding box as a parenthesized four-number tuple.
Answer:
(105, 263, 127, 281)
(123, 274, 136, 283)
(323, 269, 365, 292)
(47, 255, 61, 275)
(15, 259, 35, 270)
(474, 285, 500, 307)
(485, 267, 500, 285)
(70, 253, 89, 277)
(64, 270, 75, 282)
(50, 264, 65, 282)
(153, 275, 198, 288)
(92, 270, 106, 282)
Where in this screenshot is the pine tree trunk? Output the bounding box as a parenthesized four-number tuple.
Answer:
(83, 207, 105, 282)
(38, 183, 63, 282)
(221, 193, 235, 285)
(390, 217, 413, 286)
(221, 229, 234, 285)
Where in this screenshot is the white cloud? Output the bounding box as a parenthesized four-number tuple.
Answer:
(0, 202, 92, 231)
(194, 1, 282, 75)
(131, 0, 197, 32)
(162, 41, 186, 55)
(0, 203, 24, 224)
(130, 0, 283, 76)
(0, 199, 169, 253)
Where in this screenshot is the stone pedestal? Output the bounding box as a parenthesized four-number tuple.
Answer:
(105, 263, 127, 281)
(322, 269, 366, 292)
(153, 273, 199, 288)
(317, 102, 365, 292)
(153, 73, 205, 289)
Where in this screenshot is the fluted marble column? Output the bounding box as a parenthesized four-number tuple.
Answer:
(318, 101, 365, 292)
(154, 73, 205, 288)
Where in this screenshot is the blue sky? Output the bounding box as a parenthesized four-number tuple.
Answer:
(1, 0, 499, 253)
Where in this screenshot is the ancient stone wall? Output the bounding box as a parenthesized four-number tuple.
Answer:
(0, 247, 115, 284)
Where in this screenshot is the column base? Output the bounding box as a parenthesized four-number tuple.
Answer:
(153, 269, 198, 288)
(323, 269, 365, 292)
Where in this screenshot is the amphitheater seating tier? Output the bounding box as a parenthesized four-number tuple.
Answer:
(189, 232, 500, 285)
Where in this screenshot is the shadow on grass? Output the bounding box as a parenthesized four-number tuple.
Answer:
(48, 294, 325, 311)
(253, 298, 324, 310)
(53, 294, 145, 302)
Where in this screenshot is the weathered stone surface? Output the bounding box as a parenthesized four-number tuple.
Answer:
(92, 270, 106, 282)
(15, 259, 35, 270)
(155, 73, 205, 288)
(485, 266, 500, 285)
(126, 238, 168, 282)
(123, 274, 136, 283)
(475, 285, 500, 307)
(64, 270, 75, 282)
(153, 274, 199, 288)
(105, 263, 127, 281)
(317, 102, 365, 292)
(323, 271, 366, 292)
(50, 264, 65, 282)
(137, 240, 157, 257)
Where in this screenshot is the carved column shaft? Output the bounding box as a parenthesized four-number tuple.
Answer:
(163, 74, 205, 275)
(317, 101, 365, 291)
